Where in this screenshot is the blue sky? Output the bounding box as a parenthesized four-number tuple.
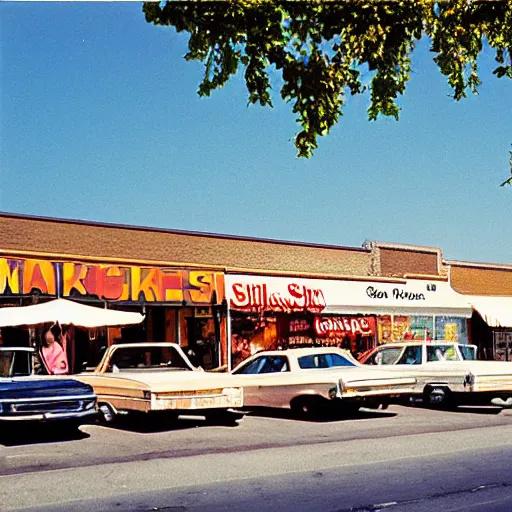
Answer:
(1, 2, 511, 265)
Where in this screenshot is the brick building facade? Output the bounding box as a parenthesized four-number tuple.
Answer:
(1, 212, 510, 363)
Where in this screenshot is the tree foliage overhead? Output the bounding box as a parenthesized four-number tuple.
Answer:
(501, 146, 512, 187)
(143, 1, 512, 158)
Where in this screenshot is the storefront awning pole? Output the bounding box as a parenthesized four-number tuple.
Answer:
(226, 307, 232, 372)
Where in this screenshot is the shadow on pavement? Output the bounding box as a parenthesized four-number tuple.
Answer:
(0, 423, 90, 447)
(105, 411, 245, 434)
(244, 407, 397, 422)
(407, 402, 504, 415)
(446, 405, 504, 415)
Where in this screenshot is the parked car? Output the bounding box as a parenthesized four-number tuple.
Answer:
(358, 341, 477, 366)
(359, 341, 512, 407)
(75, 343, 244, 424)
(230, 347, 417, 417)
(0, 346, 97, 430)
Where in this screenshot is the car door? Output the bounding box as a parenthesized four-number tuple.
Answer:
(232, 355, 291, 407)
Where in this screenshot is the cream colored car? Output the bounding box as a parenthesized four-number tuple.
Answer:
(360, 341, 512, 407)
(75, 343, 243, 424)
(231, 347, 417, 417)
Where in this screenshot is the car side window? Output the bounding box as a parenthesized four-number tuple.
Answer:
(368, 348, 402, 365)
(234, 356, 289, 374)
(298, 354, 355, 369)
(260, 356, 289, 373)
(324, 353, 356, 367)
(427, 346, 445, 362)
(397, 346, 422, 365)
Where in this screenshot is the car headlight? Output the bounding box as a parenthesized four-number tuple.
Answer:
(84, 399, 96, 410)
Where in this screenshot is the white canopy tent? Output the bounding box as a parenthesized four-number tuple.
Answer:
(0, 298, 145, 328)
(467, 296, 512, 328)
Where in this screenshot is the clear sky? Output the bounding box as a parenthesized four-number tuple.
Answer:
(1, 2, 511, 265)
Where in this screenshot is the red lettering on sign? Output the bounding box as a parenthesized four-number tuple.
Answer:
(314, 317, 374, 338)
(230, 282, 326, 313)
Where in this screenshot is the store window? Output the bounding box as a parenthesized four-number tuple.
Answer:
(493, 331, 512, 361)
(434, 316, 468, 344)
(230, 312, 377, 367)
(377, 316, 434, 342)
(231, 312, 278, 368)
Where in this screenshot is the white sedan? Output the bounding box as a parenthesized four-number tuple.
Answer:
(231, 347, 417, 417)
(75, 343, 244, 425)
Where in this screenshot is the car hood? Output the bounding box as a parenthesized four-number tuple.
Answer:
(0, 376, 95, 400)
(77, 369, 241, 392)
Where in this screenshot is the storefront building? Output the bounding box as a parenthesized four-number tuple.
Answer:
(0, 256, 226, 370)
(368, 242, 512, 361)
(2, 213, 510, 367)
(1, 212, 374, 370)
(225, 273, 473, 369)
(447, 260, 512, 360)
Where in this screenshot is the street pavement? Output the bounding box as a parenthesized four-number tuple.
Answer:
(2, 404, 512, 511)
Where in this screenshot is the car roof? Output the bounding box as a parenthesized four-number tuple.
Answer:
(108, 342, 180, 349)
(0, 346, 35, 352)
(376, 341, 460, 348)
(251, 347, 352, 357)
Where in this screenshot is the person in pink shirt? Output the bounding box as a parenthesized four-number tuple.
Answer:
(39, 327, 69, 375)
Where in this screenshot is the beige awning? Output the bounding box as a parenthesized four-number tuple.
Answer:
(467, 296, 512, 328)
(0, 298, 145, 328)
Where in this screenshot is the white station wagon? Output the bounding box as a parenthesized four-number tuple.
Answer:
(359, 341, 512, 407)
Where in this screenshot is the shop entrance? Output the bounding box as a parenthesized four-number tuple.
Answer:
(185, 316, 217, 370)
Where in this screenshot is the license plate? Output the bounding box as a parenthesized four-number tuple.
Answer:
(154, 395, 238, 410)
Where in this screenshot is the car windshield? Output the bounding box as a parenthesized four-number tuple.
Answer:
(107, 346, 192, 372)
(298, 353, 356, 369)
(0, 350, 32, 377)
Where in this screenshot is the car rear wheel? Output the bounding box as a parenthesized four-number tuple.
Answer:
(423, 386, 455, 408)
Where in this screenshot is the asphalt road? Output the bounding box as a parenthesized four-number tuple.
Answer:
(2, 404, 512, 511)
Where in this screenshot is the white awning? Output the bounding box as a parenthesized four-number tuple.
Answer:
(226, 274, 473, 318)
(467, 296, 512, 328)
(0, 298, 145, 328)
